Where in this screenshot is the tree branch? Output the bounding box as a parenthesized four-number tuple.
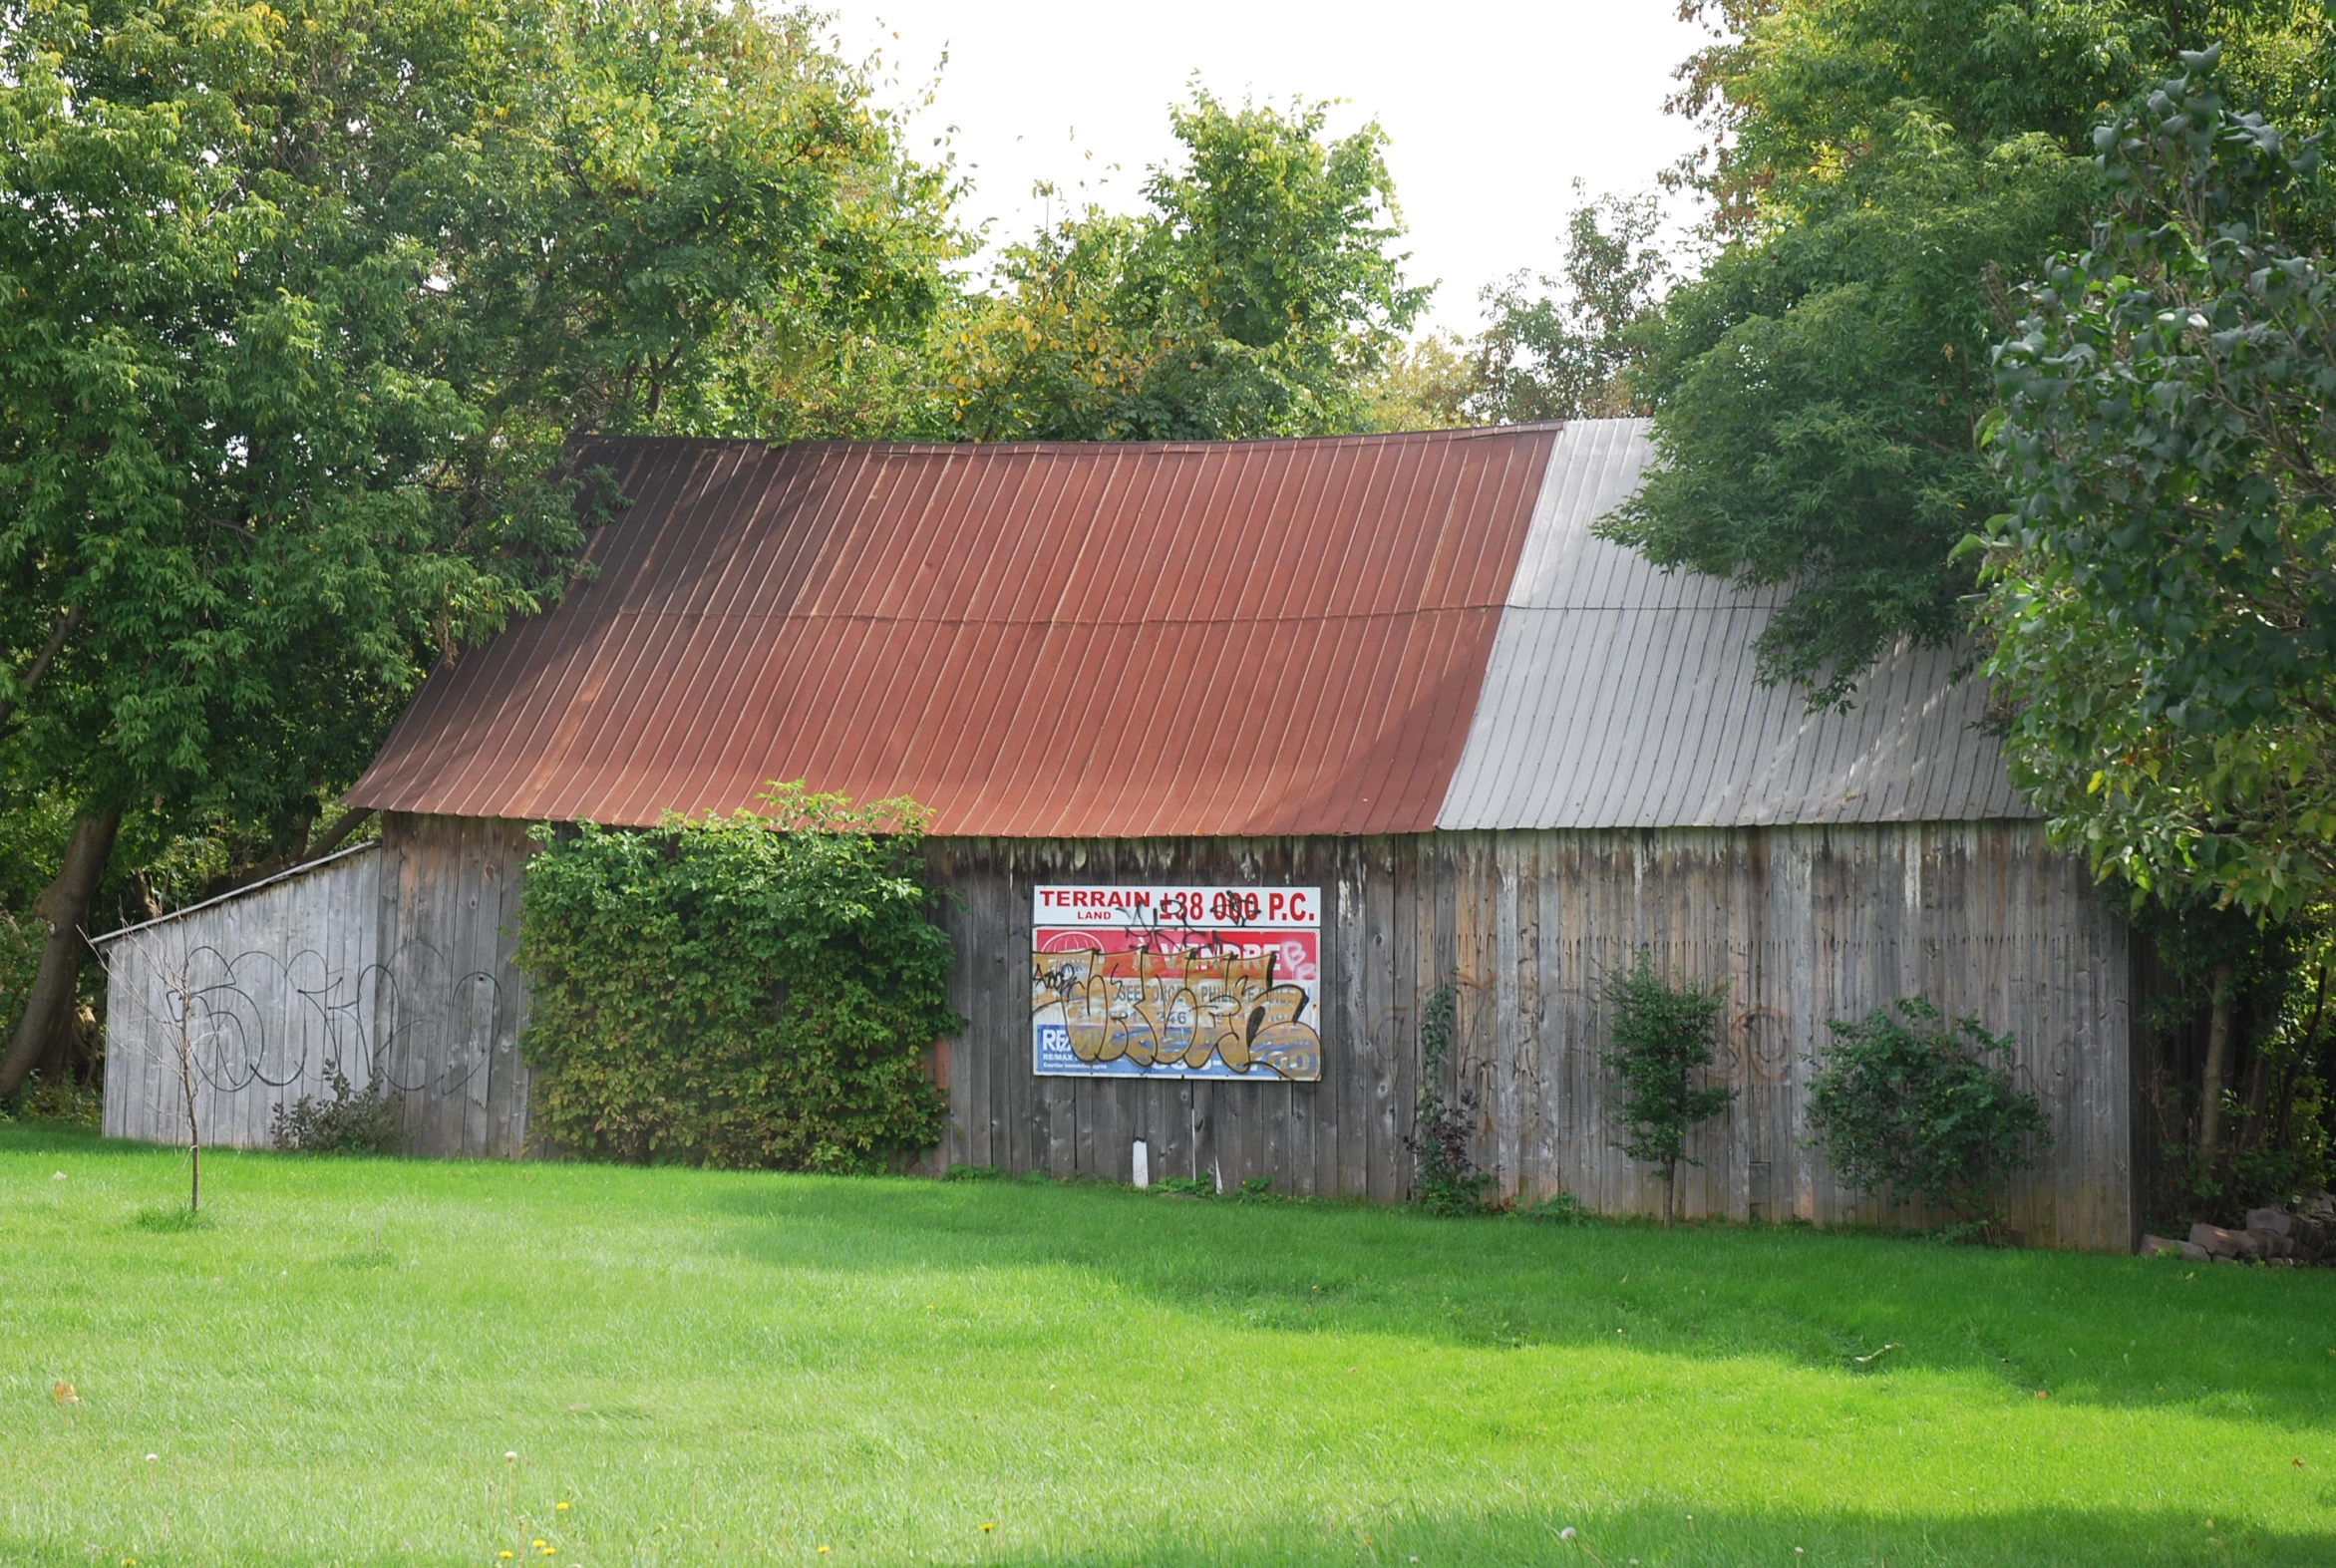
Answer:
(0, 602, 82, 735)
(301, 805, 375, 863)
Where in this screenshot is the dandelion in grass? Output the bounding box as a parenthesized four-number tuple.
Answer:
(556, 1502, 570, 1512)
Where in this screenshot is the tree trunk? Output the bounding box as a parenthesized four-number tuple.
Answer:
(0, 809, 121, 1098)
(2197, 958, 2236, 1163)
(2239, 1030, 2271, 1152)
(301, 806, 374, 864)
(2279, 964, 2328, 1151)
(1663, 1162, 1677, 1229)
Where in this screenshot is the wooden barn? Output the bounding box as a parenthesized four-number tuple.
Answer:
(100, 421, 2141, 1248)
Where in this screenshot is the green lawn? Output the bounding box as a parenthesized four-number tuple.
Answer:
(4, 1126, 2333, 1566)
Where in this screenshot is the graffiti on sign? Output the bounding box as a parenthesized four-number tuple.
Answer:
(1031, 885, 1322, 1081)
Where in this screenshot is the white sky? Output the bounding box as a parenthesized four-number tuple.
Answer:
(830, 1, 1712, 337)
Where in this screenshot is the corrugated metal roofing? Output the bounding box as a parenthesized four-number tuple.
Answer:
(346, 428, 1559, 834)
(1433, 419, 2031, 828)
(349, 420, 2029, 835)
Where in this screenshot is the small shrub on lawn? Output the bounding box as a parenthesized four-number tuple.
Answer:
(270, 1068, 401, 1155)
(517, 786, 961, 1173)
(1600, 953, 1735, 1227)
(1805, 998, 2051, 1240)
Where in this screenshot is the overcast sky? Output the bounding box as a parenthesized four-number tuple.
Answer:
(829, 1, 1713, 337)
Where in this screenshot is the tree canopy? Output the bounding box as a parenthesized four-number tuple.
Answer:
(1985, 47, 2336, 922)
(940, 91, 1428, 441)
(0, 0, 957, 1089)
(1605, 0, 2325, 705)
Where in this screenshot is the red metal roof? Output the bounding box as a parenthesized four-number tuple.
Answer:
(347, 428, 1559, 835)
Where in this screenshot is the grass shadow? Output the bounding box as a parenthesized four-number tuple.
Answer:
(972, 1501, 2336, 1567)
(0, 1121, 110, 1154)
(703, 1174, 2336, 1425)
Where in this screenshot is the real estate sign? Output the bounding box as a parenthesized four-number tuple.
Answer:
(1030, 885, 1322, 1081)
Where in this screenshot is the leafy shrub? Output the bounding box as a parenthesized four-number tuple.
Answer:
(515, 786, 959, 1173)
(1407, 977, 1493, 1215)
(270, 1068, 401, 1154)
(1601, 954, 1735, 1226)
(1516, 1191, 1591, 1226)
(1805, 999, 2051, 1237)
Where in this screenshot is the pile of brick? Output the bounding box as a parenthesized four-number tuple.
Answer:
(2140, 1192, 2336, 1265)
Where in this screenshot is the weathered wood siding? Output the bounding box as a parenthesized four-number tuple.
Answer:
(102, 845, 384, 1150)
(100, 813, 537, 1157)
(372, 812, 536, 1156)
(927, 823, 2138, 1250)
(103, 814, 2138, 1247)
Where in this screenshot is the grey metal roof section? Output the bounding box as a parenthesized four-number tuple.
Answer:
(1435, 418, 2033, 829)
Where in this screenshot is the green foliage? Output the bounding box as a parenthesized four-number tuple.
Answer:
(1805, 999, 2051, 1230)
(1468, 189, 1669, 424)
(1617, 113, 2097, 704)
(1599, 955, 1735, 1224)
(269, 1069, 402, 1156)
(1986, 47, 2336, 920)
(1515, 1190, 1593, 1226)
(1407, 977, 1492, 1216)
(0, 1058, 101, 1127)
(0, 0, 954, 863)
(1155, 1175, 1218, 1198)
(1358, 333, 1481, 433)
(514, 786, 959, 1173)
(942, 90, 1427, 441)
(1620, 0, 2326, 705)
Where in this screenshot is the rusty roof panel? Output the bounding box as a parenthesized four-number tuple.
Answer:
(348, 427, 1559, 834)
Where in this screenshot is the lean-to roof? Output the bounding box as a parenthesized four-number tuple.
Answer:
(346, 421, 2030, 834)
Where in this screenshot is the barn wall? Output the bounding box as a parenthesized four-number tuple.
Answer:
(926, 822, 2138, 1250)
(373, 811, 538, 1157)
(101, 814, 2136, 1247)
(98, 814, 539, 1157)
(101, 844, 384, 1149)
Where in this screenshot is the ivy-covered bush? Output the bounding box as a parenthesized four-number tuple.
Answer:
(1406, 977, 1493, 1216)
(1805, 999, 2051, 1237)
(515, 787, 960, 1172)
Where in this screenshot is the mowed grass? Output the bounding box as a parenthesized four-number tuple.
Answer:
(5, 1127, 2334, 1567)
